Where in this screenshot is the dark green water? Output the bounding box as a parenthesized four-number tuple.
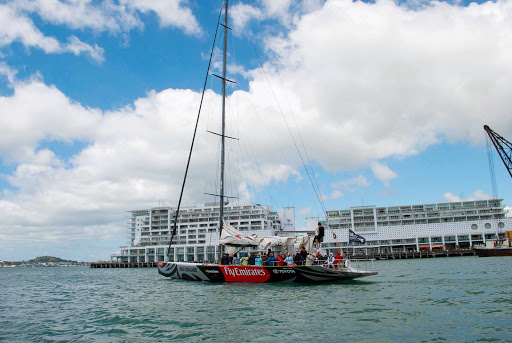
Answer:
(1, 257, 511, 342)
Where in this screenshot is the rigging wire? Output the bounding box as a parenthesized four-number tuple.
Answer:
(232, 31, 242, 204)
(234, 5, 327, 215)
(486, 134, 498, 200)
(167, 3, 224, 255)
(247, 8, 328, 216)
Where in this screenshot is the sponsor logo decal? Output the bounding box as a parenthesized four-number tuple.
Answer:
(179, 266, 199, 273)
(272, 268, 296, 274)
(220, 266, 270, 283)
(205, 269, 219, 274)
(157, 262, 165, 267)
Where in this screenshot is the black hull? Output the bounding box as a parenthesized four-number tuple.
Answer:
(474, 248, 512, 257)
(157, 262, 377, 283)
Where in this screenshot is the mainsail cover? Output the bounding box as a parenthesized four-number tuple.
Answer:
(220, 220, 314, 251)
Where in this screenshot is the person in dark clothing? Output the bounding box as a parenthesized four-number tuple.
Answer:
(314, 222, 325, 248)
(248, 253, 256, 266)
(294, 251, 305, 265)
(220, 253, 229, 265)
(300, 246, 308, 259)
(317, 252, 324, 264)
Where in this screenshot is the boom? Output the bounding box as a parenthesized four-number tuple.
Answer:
(484, 125, 512, 179)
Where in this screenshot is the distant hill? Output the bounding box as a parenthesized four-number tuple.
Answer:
(29, 256, 75, 263)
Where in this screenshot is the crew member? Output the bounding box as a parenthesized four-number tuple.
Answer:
(314, 222, 325, 248)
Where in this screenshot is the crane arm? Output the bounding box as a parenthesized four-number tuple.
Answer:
(484, 125, 512, 179)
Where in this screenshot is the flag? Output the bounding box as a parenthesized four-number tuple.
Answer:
(349, 229, 366, 244)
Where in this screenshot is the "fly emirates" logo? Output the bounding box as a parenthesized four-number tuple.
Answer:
(221, 266, 270, 283)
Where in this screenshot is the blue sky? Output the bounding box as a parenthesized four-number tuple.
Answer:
(1, 0, 511, 261)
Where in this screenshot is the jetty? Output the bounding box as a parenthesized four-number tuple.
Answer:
(351, 248, 475, 260)
(91, 248, 477, 268)
(90, 261, 159, 268)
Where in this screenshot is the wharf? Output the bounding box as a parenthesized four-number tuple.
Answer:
(352, 248, 476, 260)
(90, 262, 159, 268)
(91, 249, 476, 268)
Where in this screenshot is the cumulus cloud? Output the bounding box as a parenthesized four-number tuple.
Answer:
(0, 62, 16, 84)
(65, 36, 105, 62)
(0, 4, 61, 53)
(370, 162, 397, 187)
(231, 0, 302, 37)
(0, 76, 102, 161)
(255, 0, 512, 172)
(298, 207, 311, 216)
(0, 73, 305, 253)
(331, 175, 370, 191)
(11, 0, 142, 33)
(0, 0, 202, 61)
(505, 206, 512, 218)
(3, 0, 512, 259)
(124, 0, 202, 36)
(0, 4, 104, 61)
(443, 190, 493, 202)
(322, 189, 343, 200)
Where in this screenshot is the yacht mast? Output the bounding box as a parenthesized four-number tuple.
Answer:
(218, 0, 228, 260)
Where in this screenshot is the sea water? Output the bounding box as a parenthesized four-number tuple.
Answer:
(1, 256, 511, 342)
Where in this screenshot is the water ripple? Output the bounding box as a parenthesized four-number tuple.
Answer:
(1, 257, 512, 341)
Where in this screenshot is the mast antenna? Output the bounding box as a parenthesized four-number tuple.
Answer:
(218, 0, 229, 262)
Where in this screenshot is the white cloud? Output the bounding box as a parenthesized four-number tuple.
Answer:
(9, 0, 202, 36)
(255, 0, 512, 172)
(65, 36, 105, 63)
(11, 0, 143, 34)
(504, 206, 512, 218)
(443, 190, 493, 202)
(123, 0, 202, 36)
(298, 207, 311, 216)
(370, 162, 397, 187)
(4, 0, 512, 258)
(231, 0, 298, 36)
(321, 189, 343, 200)
(0, 77, 102, 161)
(0, 4, 61, 53)
(231, 3, 263, 35)
(0, 62, 16, 84)
(331, 175, 370, 191)
(0, 4, 104, 61)
(0, 0, 202, 62)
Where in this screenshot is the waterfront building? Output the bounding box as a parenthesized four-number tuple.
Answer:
(112, 203, 294, 263)
(111, 199, 511, 262)
(321, 199, 511, 254)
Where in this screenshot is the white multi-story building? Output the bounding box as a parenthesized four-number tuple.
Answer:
(111, 199, 511, 262)
(112, 203, 292, 263)
(321, 199, 511, 254)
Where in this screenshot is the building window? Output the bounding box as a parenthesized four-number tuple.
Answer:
(471, 224, 478, 230)
(485, 223, 491, 230)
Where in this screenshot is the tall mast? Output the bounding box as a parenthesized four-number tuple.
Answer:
(218, 0, 228, 260)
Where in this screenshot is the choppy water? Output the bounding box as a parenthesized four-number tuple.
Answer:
(1, 257, 511, 342)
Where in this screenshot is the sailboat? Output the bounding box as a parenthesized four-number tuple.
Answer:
(157, 0, 377, 283)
